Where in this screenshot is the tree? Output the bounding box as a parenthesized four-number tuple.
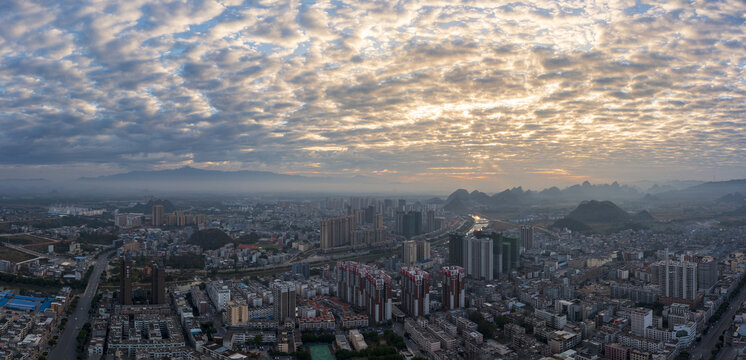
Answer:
(253, 334, 262, 346)
(494, 315, 511, 326)
(188, 229, 233, 250)
(78, 231, 118, 245)
(469, 310, 497, 339)
(478, 321, 497, 339)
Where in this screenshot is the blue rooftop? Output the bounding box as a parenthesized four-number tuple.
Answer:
(14, 295, 45, 302)
(6, 299, 39, 311)
(39, 298, 54, 312)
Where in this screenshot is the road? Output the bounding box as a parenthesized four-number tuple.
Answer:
(690, 275, 746, 360)
(200, 215, 471, 279)
(49, 251, 113, 360)
(716, 345, 737, 360)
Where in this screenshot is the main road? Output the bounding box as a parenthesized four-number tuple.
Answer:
(690, 275, 746, 360)
(49, 250, 113, 360)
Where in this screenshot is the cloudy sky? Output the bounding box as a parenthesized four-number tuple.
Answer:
(0, 0, 744, 191)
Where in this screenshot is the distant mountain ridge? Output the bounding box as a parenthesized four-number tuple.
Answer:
(717, 192, 746, 205)
(443, 178, 746, 214)
(443, 181, 642, 213)
(72, 166, 392, 194)
(654, 179, 746, 202)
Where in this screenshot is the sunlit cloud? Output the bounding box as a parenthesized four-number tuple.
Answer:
(371, 169, 398, 176)
(302, 146, 348, 152)
(527, 169, 573, 176)
(0, 0, 743, 189)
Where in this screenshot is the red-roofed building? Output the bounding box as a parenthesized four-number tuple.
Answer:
(400, 267, 430, 318)
(341, 314, 369, 328)
(441, 266, 466, 310)
(298, 298, 335, 330)
(336, 261, 392, 324)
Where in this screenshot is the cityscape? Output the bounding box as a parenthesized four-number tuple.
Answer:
(0, 188, 745, 360)
(1, 1, 745, 360)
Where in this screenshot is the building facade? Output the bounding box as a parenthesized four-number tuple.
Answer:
(321, 215, 354, 252)
(697, 257, 718, 292)
(441, 266, 466, 310)
(521, 226, 534, 251)
(402, 240, 418, 265)
(152, 204, 164, 226)
(271, 281, 296, 325)
(207, 282, 231, 311)
(151, 262, 165, 305)
(652, 254, 698, 301)
(448, 234, 464, 267)
(336, 262, 392, 324)
(466, 236, 493, 280)
(119, 256, 132, 305)
(400, 267, 430, 318)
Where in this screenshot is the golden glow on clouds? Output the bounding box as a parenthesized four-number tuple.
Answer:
(302, 146, 348, 152)
(527, 169, 573, 176)
(0, 0, 744, 188)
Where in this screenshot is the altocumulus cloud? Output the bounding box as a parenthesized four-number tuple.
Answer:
(0, 0, 744, 188)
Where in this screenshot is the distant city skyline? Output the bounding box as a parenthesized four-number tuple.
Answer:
(0, 0, 744, 190)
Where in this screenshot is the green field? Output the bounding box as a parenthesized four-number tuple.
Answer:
(0, 246, 35, 263)
(308, 344, 334, 360)
(257, 244, 281, 250)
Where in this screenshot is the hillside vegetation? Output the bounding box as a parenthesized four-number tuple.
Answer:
(565, 200, 631, 223)
(552, 200, 654, 233)
(188, 229, 233, 250)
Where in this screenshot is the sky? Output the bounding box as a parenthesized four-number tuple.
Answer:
(0, 0, 744, 191)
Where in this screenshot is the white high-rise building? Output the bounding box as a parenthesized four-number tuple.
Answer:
(402, 240, 418, 265)
(465, 236, 493, 281)
(630, 307, 652, 336)
(653, 250, 697, 301)
(207, 282, 231, 311)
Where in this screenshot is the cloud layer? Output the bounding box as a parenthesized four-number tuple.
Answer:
(0, 0, 744, 189)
